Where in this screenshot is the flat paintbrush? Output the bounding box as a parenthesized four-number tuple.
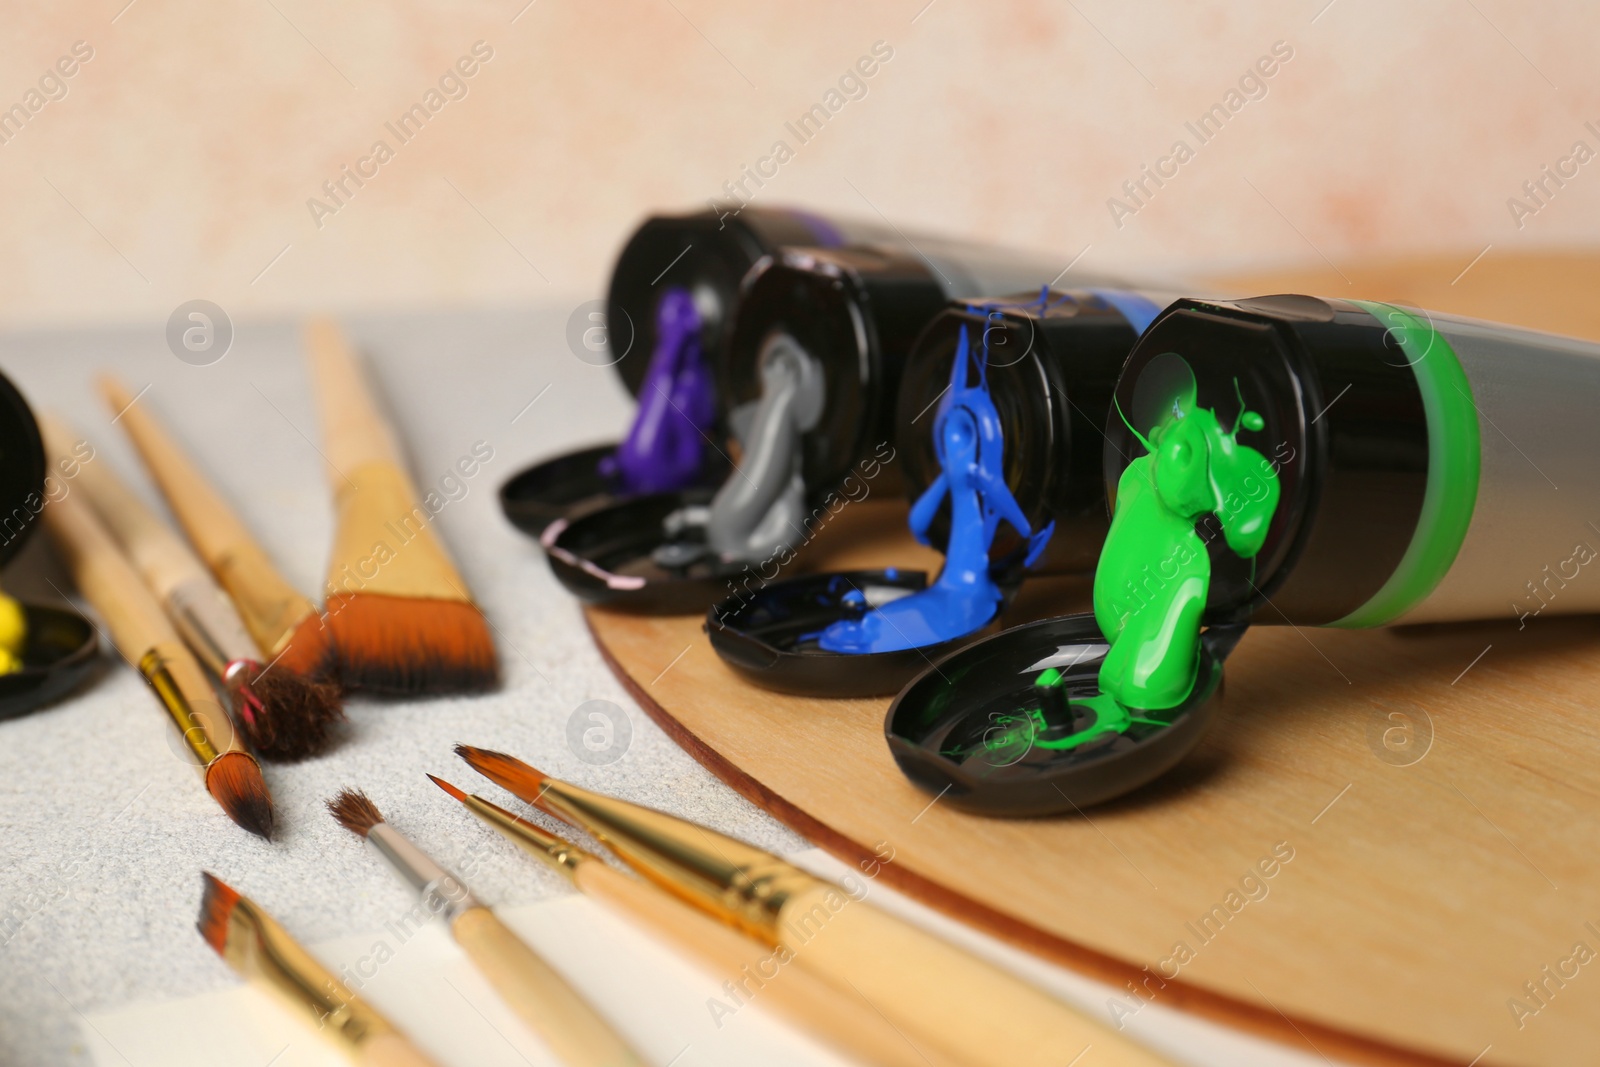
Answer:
(41, 450, 273, 838)
(100, 375, 335, 682)
(198, 872, 440, 1066)
(304, 318, 497, 694)
(428, 774, 969, 1067)
(56, 417, 342, 760)
(327, 789, 643, 1067)
(455, 746, 1175, 1067)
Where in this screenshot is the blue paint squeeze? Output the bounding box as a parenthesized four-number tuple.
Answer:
(818, 308, 1054, 654)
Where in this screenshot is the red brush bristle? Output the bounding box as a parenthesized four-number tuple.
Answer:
(196, 872, 241, 955)
(426, 773, 468, 802)
(453, 745, 548, 804)
(272, 613, 338, 683)
(205, 752, 275, 839)
(326, 594, 497, 696)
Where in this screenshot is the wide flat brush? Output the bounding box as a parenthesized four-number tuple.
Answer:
(100, 375, 335, 682)
(198, 872, 440, 1066)
(455, 746, 1175, 1067)
(327, 788, 642, 1067)
(40, 453, 273, 838)
(304, 318, 497, 695)
(56, 417, 342, 760)
(428, 774, 969, 1067)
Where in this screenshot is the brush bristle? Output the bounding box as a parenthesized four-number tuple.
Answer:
(230, 662, 344, 762)
(326, 594, 498, 696)
(426, 773, 468, 802)
(454, 745, 548, 802)
(197, 871, 241, 955)
(273, 612, 338, 683)
(327, 788, 384, 837)
(205, 752, 276, 839)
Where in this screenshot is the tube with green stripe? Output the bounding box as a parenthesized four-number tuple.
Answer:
(885, 292, 1600, 816)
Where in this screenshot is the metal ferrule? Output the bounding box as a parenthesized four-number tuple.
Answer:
(366, 823, 482, 922)
(535, 779, 821, 944)
(225, 894, 395, 1050)
(461, 792, 590, 883)
(137, 650, 221, 767)
(166, 577, 261, 676)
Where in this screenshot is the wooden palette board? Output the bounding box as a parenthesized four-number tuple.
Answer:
(586, 253, 1600, 1067)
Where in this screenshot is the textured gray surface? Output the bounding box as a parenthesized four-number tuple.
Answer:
(0, 305, 808, 1066)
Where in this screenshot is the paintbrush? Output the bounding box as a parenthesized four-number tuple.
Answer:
(428, 774, 970, 1067)
(100, 375, 335, 682)
(455, 746, 1176, 1067)
(304, 318, 497, 695)
(41, 456, 273, 837)
(198, 872, 441, 1066)
(327, 788, 643, 1067)
(54, 418, 342, 760)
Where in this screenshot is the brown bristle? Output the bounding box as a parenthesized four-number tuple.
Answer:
(230, 663, 344, 762)
(454, 745, 548, 804)
(272, 612, 338, 683)
(197, 871, 241, 955)
(426, 773, 468, 802)
(326, 594, 498, 696)
(326, 788, 384, 837)
(205, 752, 275, 839)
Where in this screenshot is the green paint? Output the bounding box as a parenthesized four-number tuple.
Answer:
(1092, 356, 1280, 710)
(1331, 302, 1481, 628)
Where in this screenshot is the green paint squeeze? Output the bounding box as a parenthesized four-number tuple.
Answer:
(1094, 358, 1280, 710)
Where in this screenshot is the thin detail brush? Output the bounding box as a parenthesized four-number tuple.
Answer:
(58, 417, 342, 760)
(428, 774, 969, 1067)
(198, 873, 440, 1066)
(453, 746, 1175, 1067)
(100, 375, 335, 681)
(304, 318, 497, 695)
(327, 788, 643, 1067)
(40, 456, 273, 838)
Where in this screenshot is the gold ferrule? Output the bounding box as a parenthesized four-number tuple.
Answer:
(224, 894, 396, 1051)
(538, 780, 820, 944)
(138, 650, 221, 767)
(461, 793, 590, 884)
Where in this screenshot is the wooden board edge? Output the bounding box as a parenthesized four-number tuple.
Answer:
(585, 611, 1486, 1067)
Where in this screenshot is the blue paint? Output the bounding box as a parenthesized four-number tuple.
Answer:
(601, 287, 717, 493)
(1087, 288, 1164, 335)
(818, 320, 1053, 654)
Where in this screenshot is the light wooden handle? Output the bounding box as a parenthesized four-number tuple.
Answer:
(450, 907, 644, 1067)
(579, 862, 970, 1067)
(99, 375, 317, 657)
(43, 416, 206, 601)
(304, 317, 404, 476)
(781, 886, 1174, 1067)
(355, 1032, 445, 1067)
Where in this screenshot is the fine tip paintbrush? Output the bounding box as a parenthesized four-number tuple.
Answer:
(454, 746, 1177, 1067)
(428, 774, 970, 1067)
(326, 788, 644, 1067)
(55, 417, 342, 760)
(197, 872, 441, 1066)
(100, 375, 336, 683)
(41, 460, 273, 837)
(304, 318, 497, 696)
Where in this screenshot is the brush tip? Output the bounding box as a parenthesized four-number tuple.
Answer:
(326, 788, 384, 837)
(326, 594, 498, 696)
(426, 774, 467, 802)
(454, 745, 550, 799)
(196, 871, 241, 955)
(206, 753, 275, 839)
(230, 662, 344, 762)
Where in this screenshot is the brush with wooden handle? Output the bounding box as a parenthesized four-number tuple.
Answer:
(199, 873, 441, 1067)
(57, 418, 342, 761)
(304, 318, 497, 695)
(40, 423, 273, 838)
(455, 746, 1176, 1067)
(99, 376, 334, 683)
(327, 789, 643, 1067)
(428, 774, 969, 1067)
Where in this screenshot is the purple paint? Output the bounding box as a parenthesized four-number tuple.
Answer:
(601, 286, 717, 493)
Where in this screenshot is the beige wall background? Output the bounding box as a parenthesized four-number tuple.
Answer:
(2, 0, 1598, 329)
